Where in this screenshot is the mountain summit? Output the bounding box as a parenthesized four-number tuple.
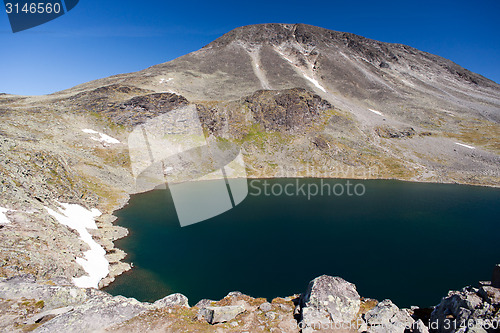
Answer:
(63, 23, 499, 123)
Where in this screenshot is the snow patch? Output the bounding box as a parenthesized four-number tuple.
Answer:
(159, 78, 173, 84)
(274, 47, 295, 64)
(82, 129, 120, 145)
(368, 109, 383, 116)
(45, 203, 109, 288)
(455, 142, 475, 149)
(303, 75, 326, 93)
(0, 207, 11, 224)
(401, 79, 415, 87)
(274, 47, 327, 93)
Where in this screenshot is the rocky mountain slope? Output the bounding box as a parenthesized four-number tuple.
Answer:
(0, 23, 499, 331)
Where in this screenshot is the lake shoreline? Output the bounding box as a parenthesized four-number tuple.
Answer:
(101, 174, 499, 290)
(103, 177, 500, 310)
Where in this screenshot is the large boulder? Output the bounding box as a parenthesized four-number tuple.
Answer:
(34, 294, 151, 332)
(0, 279, 102, 310)
(299, 275, 361, 330)
(153, 293, 189, 308)
(197, 305, 245, 324)
(430, 286, 498, 333)
(364, 299, 414, 333)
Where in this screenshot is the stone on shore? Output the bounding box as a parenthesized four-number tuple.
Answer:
(430, 285, 499, 333)
(153, 293, 189, 308)
(364, 299, 414, 333)
(197, 305, 245, 324)
(299, 275, 361, 329)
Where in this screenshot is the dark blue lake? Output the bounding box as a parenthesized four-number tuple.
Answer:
(104, 179, 500, 308)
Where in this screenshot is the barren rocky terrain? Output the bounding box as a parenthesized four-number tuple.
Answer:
(1, 266, 499, 332)
(0, 23, 499, 331)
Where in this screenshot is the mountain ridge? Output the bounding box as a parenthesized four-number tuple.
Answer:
(200, 23, 497, 87)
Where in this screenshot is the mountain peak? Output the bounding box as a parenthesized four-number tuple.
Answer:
(204, 23, 346, 49)
(199, 23, 495, 90)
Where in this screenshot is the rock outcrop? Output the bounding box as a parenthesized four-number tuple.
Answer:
(0, 276, 152, 332)
(430, 283, 500, 333)
(244, 88, 332, 132)
(1, 267, 500, 332)
(364, 299, 414, 333)
(153, 293, 189, 308)
(197, 305, 245, 324)
(298, 275, 361, 330)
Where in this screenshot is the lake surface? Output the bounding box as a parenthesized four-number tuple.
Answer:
(104, 178, 500, 308)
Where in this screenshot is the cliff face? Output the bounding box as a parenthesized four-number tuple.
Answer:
(0, 23, 499, 329)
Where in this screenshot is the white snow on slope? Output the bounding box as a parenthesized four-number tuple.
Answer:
(274, 47, 327, 93)
(163, 78, 173, 83)
(0, 207, 11, 224)
(273, 46, 294, 64)
(45, 203, 109, 288)
(82, 129, 120, 145)
(303, 75, 327, 93)
(368, 109, 383, 116)
(455, 142, 475, 149)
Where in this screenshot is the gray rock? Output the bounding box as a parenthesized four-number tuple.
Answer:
(259, 302, 272, 312)
(4, 274, 37, 284)
(364, 299, 414, 333)
(153, 293, 189, 308)
(25, 306, 74, 325)
(430, 286, 498, 333)
(279, 303, 292, 312)
(198, 305, 245, 324)
(33, 294, 151, 332)
(226, 291, 244, 298)
(265, 311, 276, 320)
(299, 275, 361, 329)
(457, 307, 472, 322)
(0, 281, 102, 310)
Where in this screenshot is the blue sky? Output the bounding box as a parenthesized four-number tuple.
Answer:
(1, 0, 499, 95)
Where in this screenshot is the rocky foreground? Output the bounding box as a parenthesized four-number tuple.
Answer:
(0, 265, 498, 332)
